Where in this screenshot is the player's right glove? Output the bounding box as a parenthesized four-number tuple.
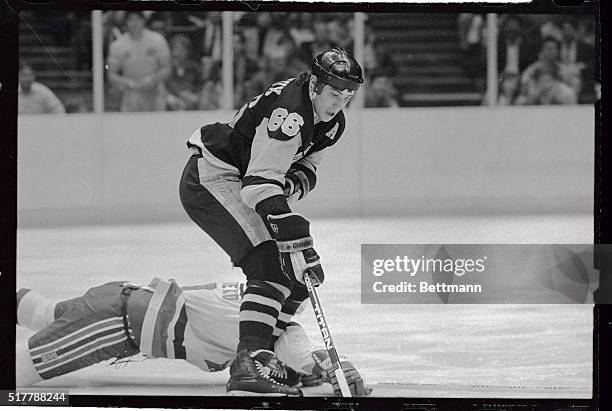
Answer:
(310, 349, 373, 396)
(267, 213, 325, 285)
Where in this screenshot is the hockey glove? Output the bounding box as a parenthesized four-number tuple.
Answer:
(311, 350, 373, 396)
(267, 213, 324, 286)
(283, 178, 301, 204)
(283, 168, 311, 202)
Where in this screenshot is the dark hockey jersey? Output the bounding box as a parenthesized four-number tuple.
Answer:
(187, 74, 346, 211)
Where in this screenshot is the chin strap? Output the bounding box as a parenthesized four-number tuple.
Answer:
(311, 100, 321, 124)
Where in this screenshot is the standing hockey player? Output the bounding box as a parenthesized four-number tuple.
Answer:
(16, 278, 371, 396)
(179, 48, 363, 395)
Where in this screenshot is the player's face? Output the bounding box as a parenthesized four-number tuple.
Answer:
(126, 14, 146, 36)
(313, 85, 354, 122)
(540, 41, 559, 63)
(19, 67, 35, 91)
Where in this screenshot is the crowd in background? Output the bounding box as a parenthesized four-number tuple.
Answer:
(18, 11, 596, 114)
(16, 10, 399, 113)
(458, 13, 597, 105)
(102, 10, 383, 112)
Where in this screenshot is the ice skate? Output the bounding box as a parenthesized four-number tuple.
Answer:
(226, 349, 303, 396)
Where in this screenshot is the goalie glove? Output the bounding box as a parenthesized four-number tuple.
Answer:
(267, 213, 324, 286)
(310, 349, 373, 396)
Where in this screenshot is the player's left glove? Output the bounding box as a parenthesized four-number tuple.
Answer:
(284, 168, 311, 200)
(267, 213, 324, 286)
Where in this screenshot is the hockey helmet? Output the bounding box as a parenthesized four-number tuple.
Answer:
(312, 48, 364, 94)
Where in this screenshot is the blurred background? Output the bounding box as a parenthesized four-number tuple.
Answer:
(18, 11, 597, 112)
(16, 10, 596, 225)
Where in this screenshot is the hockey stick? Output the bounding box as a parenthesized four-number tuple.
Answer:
(303, 270, 352, 397)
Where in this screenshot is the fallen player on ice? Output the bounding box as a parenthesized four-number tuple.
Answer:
(16, 277, 372, 396)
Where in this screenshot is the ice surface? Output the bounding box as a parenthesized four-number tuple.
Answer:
(17, 215, 593, 397)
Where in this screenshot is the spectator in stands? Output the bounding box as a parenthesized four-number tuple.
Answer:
(363, 26, 378, 74)
(106, 11, 171, 112)
(327, 17, 352, 51)
(288, 13, 315, 50)
(246, 49, 296, 99)
(198, 58, 222, 110)
(519, 36, 577, 101)
(363, 26, 398, 80)
(260, 13, 292, 61)
(539, 17, 564, 42)
(496, 71, 521, 106)
(286, 48, 310, 77)
(516, 66, 576, 105)
(365, 71, 399, 108)
(148, 11, 173, 37)
(559, 18, 595, 103)
(233, 32, 262, 105)
(497, 16, 538, 75)
(185, 12, 223, 62)
(102, 10, 128, 111)
(102, 11, 126, 59)
(235, 12, 262, 60)
(166, 34, 202, 111)
(251, 12, 274, 57)
(18, 63, 66, 114)
(457, 13, 486, 92)
(299, 17, 332, 63)
(272, 33, 309, 76)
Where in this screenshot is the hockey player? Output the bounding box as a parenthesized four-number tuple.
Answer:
(16, 277, 371, 396)
(179, 48, 363, 395)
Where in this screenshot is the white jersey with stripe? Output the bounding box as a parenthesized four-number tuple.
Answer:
(137, 278, 316, 374)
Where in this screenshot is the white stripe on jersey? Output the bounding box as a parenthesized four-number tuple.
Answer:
(165, 292, 186, 359)
(140, 280, 171, 357)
